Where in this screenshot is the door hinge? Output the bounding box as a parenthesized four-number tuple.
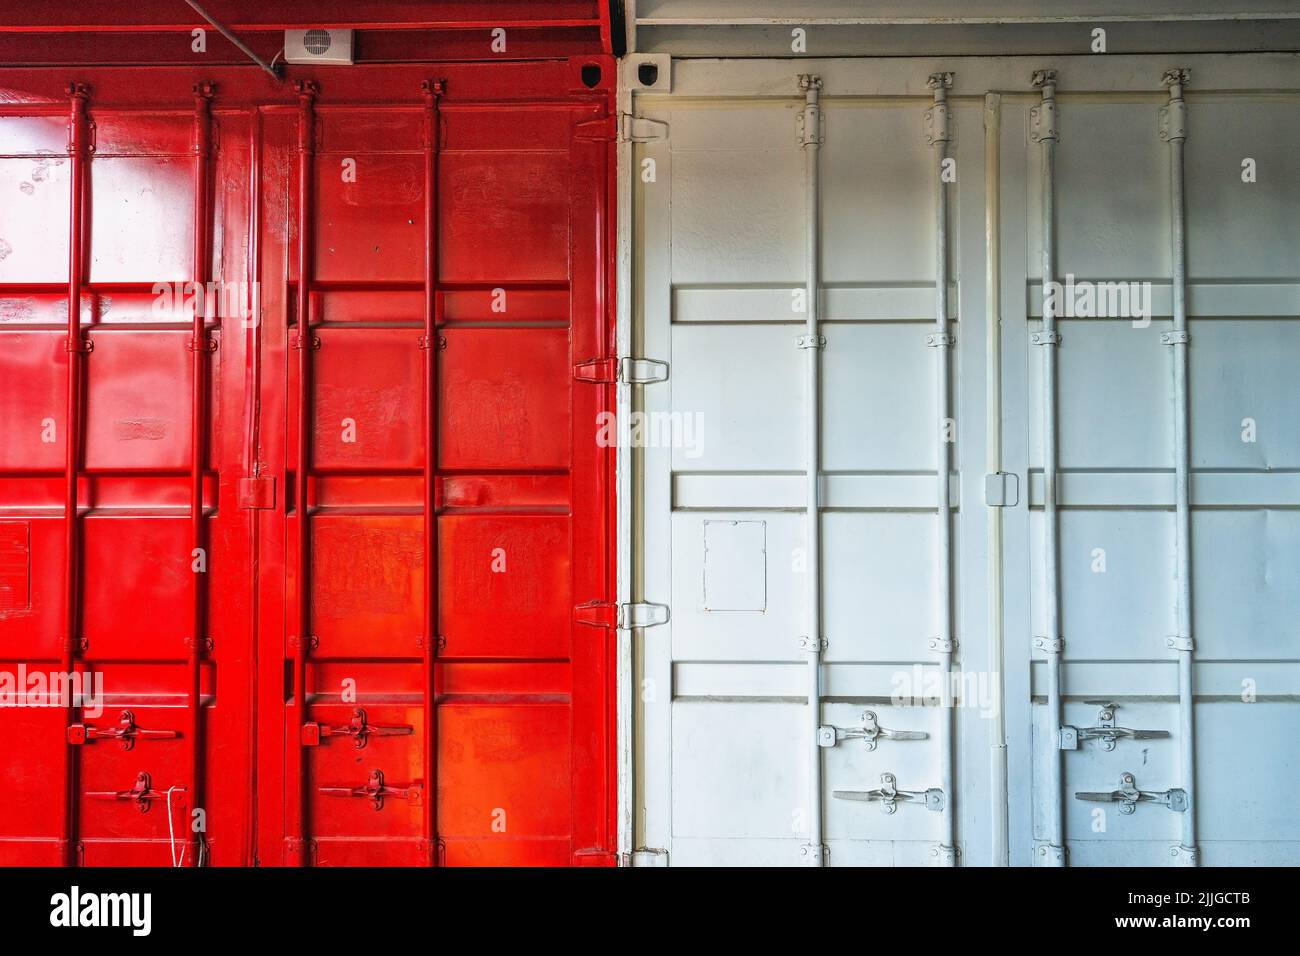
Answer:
(573, 601, 669, 630)
(572, 848, 618, 866)
(621, 113, 668, 143)
(799, 843, 827, 866)
(629, 847, 669, 867)
(796, 75, 824, 146)
(574, 357, 668, 385)
(1029, 70, 1059, 143)
(1159, 69, 1190, 143)
(575, 113, 668, 143)
(984, 472, 1019, 507)
(923, 72, 953, 145)
(238, 475, 276, 509)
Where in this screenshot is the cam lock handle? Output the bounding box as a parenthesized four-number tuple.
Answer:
(1075, 772, 1187, 815)
(319, 769, 422, 812)
(818, 711, 928, 752)
(833, 773, 945, 815)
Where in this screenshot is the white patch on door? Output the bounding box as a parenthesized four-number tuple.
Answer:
(702, 519, 766, 612)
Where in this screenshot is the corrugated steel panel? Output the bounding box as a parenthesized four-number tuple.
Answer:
(0, 54, 618, 866)
(622, 52, 1300, 866)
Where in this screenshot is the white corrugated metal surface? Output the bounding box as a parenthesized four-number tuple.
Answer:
(619, 52, 1300, 866)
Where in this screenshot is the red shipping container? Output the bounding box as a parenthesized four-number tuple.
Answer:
(0, 8, 618, 867)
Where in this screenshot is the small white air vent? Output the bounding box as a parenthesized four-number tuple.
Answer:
(284, 29, 354, 65)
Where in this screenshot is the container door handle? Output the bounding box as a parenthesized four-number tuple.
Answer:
(318, 769, 422, 811)
(68, 710, 181, 750)
(301, 708, 414, 749)
(86, 771, 181, 814)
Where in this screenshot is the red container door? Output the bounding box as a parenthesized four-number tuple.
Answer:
(0, 80, 255, 866)
(0, 56, 615, 869)
(252, 61, 618, 867)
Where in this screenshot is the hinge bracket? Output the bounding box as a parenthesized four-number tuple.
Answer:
(1030, 70, 1059, 144)
(1170, 843, 1199, 866)
(574, 357, 669, 385)
(931, 843, 959, 866)
(620, 357, 669, 384)
(621, 113, 668, 143)
(923, 72, 953, 146)
(799, 843, 827, 866)
(984, 472, 1019, 507)
(630, 847, 669, 867)
(238, 476, 276, 509)
(573, 601, 669, 629)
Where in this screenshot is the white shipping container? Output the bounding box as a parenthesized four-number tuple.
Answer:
(615, 38, 1300, 866)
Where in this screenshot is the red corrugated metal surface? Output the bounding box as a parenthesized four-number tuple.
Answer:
(0, 53, 617, 866)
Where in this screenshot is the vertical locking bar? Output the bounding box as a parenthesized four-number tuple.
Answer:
(1161, 68, 1199, 866)
(1032, 69, 1066, 867)
(241, 104, 264, 868)
(927, 71, 958, 866)
(59, 81, 91, 869)
(984, 91, 1010, 867)
(290, 78, 318, 867)
(186, 80, 216, 867)
(797, 73, 826, 867)
(420, 78, 445, 868)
